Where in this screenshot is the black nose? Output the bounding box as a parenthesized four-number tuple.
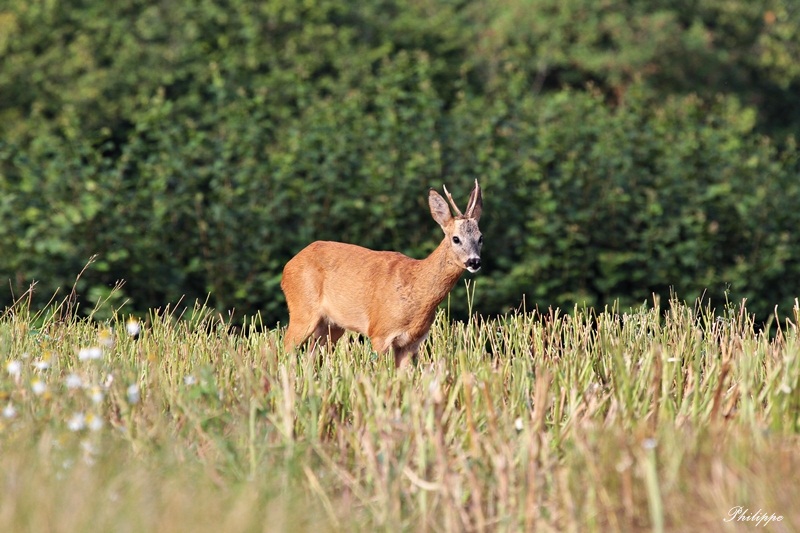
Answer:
(466, 258, 481, 270)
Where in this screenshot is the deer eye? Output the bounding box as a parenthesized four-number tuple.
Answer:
(452, 236, 461, 244)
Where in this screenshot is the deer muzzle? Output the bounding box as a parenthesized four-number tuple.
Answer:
(465, 257, 481, 273)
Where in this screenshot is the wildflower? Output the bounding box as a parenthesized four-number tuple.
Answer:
(514, 417, 524, 432)
(32, 360, 51, 371)
(6, 360, 21, 378)
(81, 439, 98, 456)
(31, 379, 47, 396)
(2, 403, 16, 419)
(65, 373, 83, 390)
(89, 386, 104, 404)
(80, 440, 98, 466)
(126, 319, 141, 337)
(78, 347, 103, 361)
(67, 412, 86, 431)
(86, 413, 103, 432)
(642, 438, 657, 450)
(184, 375, 197, 386)
(98, 328, 115, 348)
(127, 384, 140, 404)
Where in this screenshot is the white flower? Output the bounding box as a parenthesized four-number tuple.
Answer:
(31, 379, 47, 396)
(67, 412, 86, 431)
(86, 413, 103, 432)
(6, 360, 21, 377)
(78, 347, 103, 361)
(514, 417, 524, 432)
(80, 440, 98, 464)
(184, 375, 197, 386)
(127, 384, 140, 404)
(65, 373, 83, 389)
(126, 319, 141, 337)
(81, 439, 98, 456)
(32, 359, 51, 370)
(89, 386, 104, 404)
(3, 403, 16, 419)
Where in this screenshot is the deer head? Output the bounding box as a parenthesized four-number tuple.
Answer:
(428, 179, 483, 273)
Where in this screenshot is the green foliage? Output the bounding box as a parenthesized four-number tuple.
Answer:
(466, 84, 800, 317)
(472, 0, 800, 137)
(0, 0, 799, 324)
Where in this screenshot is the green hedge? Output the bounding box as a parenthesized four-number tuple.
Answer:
(1, 0, 799, 324)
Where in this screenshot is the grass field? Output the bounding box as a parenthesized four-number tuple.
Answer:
(1, 293, 798, 532)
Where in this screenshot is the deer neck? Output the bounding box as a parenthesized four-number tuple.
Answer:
(413, 237, 464, 307)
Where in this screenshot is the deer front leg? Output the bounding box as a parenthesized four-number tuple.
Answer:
(393, 336, 426, 369)
(394, 347, 414, 369)
(369, 336, 412, 368)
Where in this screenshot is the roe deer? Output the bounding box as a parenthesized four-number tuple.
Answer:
(281, 180, 483, 368)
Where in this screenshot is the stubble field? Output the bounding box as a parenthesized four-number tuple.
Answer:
(1, 293, 798, 532)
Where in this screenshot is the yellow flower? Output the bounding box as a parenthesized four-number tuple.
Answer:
(98, 328, 115, 348)
(89, 386, 104, 404)
(86, 413, 104, 432)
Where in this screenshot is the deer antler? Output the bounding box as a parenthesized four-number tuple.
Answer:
(465, 179, 481, 218)
(442, 184, 463, 217)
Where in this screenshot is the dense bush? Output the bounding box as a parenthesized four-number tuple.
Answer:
(1, 0, 799, 324)
(465, 84, 800, 316)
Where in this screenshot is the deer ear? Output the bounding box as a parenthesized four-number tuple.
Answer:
(429, 189, 453, 230)
(465, 180, 482, 222)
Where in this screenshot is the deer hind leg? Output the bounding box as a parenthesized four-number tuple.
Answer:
(284, 320, 311, 353)
(285, 315, 344, 354)
(284, 308, 324, 353)
(298, 322, 344, 368)
(282, 260, 327, 353)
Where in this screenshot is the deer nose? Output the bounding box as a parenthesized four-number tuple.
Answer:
(466, 257, 481, 271)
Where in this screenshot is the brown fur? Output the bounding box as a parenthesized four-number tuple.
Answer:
(281, 181, 483, 368)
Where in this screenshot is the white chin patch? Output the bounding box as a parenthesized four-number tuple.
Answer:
(466, 265, 481, 273)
